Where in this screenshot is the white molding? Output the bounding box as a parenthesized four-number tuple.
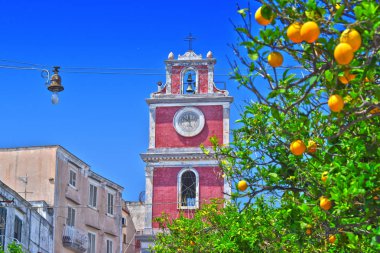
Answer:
(145, 160, 219, 167)
(147, 95, 233, 105)
(144, 166, 154, 231)
(148, 106, 156, 149)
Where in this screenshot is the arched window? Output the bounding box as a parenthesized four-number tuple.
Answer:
(178, 168, 199, 209)
(181, 69, 197, 94)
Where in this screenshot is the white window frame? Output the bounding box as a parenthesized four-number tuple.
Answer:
(107, 193, 114, 215)
(69, 169, 77, 188)
(177, 168, 199, 209)
(67, 206, 75, 227)
(88, 184, 98, 208)
(106, 239, 113, 253)
(88, 232, 96, 253)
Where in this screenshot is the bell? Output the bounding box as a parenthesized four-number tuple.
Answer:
(186, 82, 194, 93)
(186, 73, 193, 83)
(47, 66, 64, 93)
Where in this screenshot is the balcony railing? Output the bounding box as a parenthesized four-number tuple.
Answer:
(62, 225, 88, 253)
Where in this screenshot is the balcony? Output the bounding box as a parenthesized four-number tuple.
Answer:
(62, 225, 88, 252)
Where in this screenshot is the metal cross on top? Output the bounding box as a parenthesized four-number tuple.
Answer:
(184, 33, 196, 51)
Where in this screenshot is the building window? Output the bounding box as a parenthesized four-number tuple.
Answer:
(89, 184, 97, 208)
(14, 216, 22, 242)
(107, 193, 114, 215)
(69, 170, 76, 187)
(123, 234, 127, 244)
(88, 233, 96, 253)
(178, 168, 199, 209)
(106, 239, 113, 253)
(67, 207, 75, 227)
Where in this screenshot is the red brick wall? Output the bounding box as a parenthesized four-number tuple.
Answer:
(155, 105, 223, 148)
(152, 166, 224, 228)
(170, 65, 209, 94)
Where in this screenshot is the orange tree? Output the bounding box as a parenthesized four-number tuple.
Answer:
(153, 0, 380, 252)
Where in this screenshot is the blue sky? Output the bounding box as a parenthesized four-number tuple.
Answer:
(0, 0, 260, 200)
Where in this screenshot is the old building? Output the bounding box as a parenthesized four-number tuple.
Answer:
(0, 180, 53, 252)
(0, 146, 124, 253)
(121, 201, 138, 253)
(136, 49, 233, 251)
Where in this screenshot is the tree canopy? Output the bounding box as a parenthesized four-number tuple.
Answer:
(153, 0, 380, 252)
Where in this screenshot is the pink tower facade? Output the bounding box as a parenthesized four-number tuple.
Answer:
(138, 50, 233, 251)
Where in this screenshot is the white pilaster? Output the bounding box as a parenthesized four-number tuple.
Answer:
(144, 166, 154, 233)
(148, 106, 156, 148)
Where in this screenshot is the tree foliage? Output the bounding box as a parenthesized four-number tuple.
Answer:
(0, 242, 24, 253)
(153, 0, 380, 252)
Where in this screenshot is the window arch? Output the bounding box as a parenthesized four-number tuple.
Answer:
(181, 68, 197, 94)
(177, 168, 199, 209)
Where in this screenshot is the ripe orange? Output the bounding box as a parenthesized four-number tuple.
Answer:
(329, 235, 336, 243)
(338, 70, 356, 84)
(328, 94, 344, 112)
(287, 22, 303, 43)
(340, 29, 362, 52)
(255, 7, 273, 26)
(306, 228, 312, 235)
(307, 140, 317, 153)
(268, 52, 283, 67)
(321, 171, 328, 182)
(320, 196, 332, 211)
(334, 43, 354, 65)
(300, 21, 320, 43)
(370, 107, 380, 114)
(290, 140, 306, 156)
(237, 180, 248, 191)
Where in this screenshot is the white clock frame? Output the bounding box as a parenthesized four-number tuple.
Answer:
(173, 107, 205, 137)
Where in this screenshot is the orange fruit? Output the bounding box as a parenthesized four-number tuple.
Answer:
(329, 235, 336, 243)
(190, 241, 196, 246)
(334, 43, 354, 65)
(306, 228, 312, 235)
(268, 52, 283, 67)
(300, 21, 320, 43)
(370, 107, 380, 114)
(287, 22, 303, 43)
(290, 140, 306, 156)
(237, 180, 248, 191)
(255, 7, 273, 26)
(320, 196, 332, 211)
(321, 171, 328, 182)
(338, 70, 356, 84)
(307, 140, 317, 153)
(340, 29, 361, 52)
(328, 94, 344, 112)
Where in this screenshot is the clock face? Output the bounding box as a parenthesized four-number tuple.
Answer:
(173, 107, 205, 137)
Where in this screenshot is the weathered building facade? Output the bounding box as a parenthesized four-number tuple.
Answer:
(137, 49, 233, 251)
(0, 180, 53, 252)
(0, 146, 124, 253)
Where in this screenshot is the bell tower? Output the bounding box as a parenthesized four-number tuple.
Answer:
(138, 48, 233, 250)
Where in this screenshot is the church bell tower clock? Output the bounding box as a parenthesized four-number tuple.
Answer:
(138, 47, 233, 250)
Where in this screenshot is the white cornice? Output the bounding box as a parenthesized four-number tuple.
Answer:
(146, 95, 233, 105)
(140, 147, 216, 163)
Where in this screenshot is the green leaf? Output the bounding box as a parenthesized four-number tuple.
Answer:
(325, 70, 333, 82)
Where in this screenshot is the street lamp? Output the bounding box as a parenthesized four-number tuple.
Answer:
(42, 66, 64, 104)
